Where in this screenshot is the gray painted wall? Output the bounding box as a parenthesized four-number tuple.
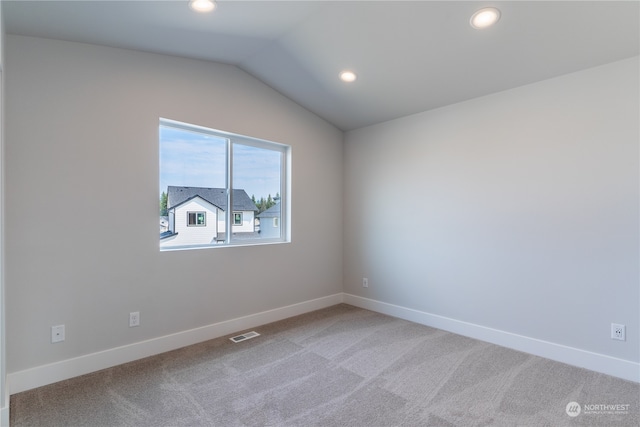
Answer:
(344, 57, 639, 363)
(5, 35, 343, 373)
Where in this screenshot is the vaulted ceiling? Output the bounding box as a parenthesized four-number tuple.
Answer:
(4, 1, 639, 131)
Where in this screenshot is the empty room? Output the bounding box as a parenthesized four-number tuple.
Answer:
(0, 1, 638, 426)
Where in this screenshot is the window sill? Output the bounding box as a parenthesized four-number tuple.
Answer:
(160, 239, 290, 252)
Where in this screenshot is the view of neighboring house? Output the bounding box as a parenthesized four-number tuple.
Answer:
(256, 202, 281, 239)
(159, 216, 169, 233)
(160, 186, 258, 248)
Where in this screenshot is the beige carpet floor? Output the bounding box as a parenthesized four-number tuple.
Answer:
(10, 304, 639, 426)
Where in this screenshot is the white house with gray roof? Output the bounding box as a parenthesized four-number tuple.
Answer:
(256, 202, 281, 239)
(160, 186, 258, 249)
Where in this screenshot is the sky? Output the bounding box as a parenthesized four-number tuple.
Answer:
(159, 125, 282, 201)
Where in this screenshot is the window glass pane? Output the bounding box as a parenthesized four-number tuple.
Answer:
(160, 125, 227, 248)
(232, 144, 282, 241)
(159, 119, 288, 250)
(159, 126, 226, 190)
(187, 212, 206, 226)
(234, 212, 242, 225)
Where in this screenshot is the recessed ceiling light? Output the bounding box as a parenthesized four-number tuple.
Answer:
(189, 0, 216, 13)
(339, 70, 357, 83)
(470, 7, 501, 29)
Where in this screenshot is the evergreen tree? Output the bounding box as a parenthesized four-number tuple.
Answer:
(253, 194, 280, 214)
(159, 191, 168, 216)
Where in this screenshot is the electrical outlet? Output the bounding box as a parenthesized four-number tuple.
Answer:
(51, 325, 65, 343)
(611, 323, 625, 341)
(362, 277, 369, 288)
(129, 311, 140, 327)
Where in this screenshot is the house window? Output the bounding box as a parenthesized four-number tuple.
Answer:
(159, 118, 290, 250)
(233, 212, 243, 225)
(187, 212, 206, 226)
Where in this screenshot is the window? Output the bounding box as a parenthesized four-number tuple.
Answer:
(187, 212, 206, 226)
(233, 212, 243, 226)
(159, 119, 290, 250)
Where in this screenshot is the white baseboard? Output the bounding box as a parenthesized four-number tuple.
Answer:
(343, 293, 640, 383)
(7, 293, 344, 395)
(8, 292, 638, 398)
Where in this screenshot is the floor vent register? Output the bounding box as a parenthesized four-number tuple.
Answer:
(229, 331, 261, 343)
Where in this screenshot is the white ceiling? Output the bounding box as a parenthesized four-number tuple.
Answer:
(4, 1, 639, 131)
